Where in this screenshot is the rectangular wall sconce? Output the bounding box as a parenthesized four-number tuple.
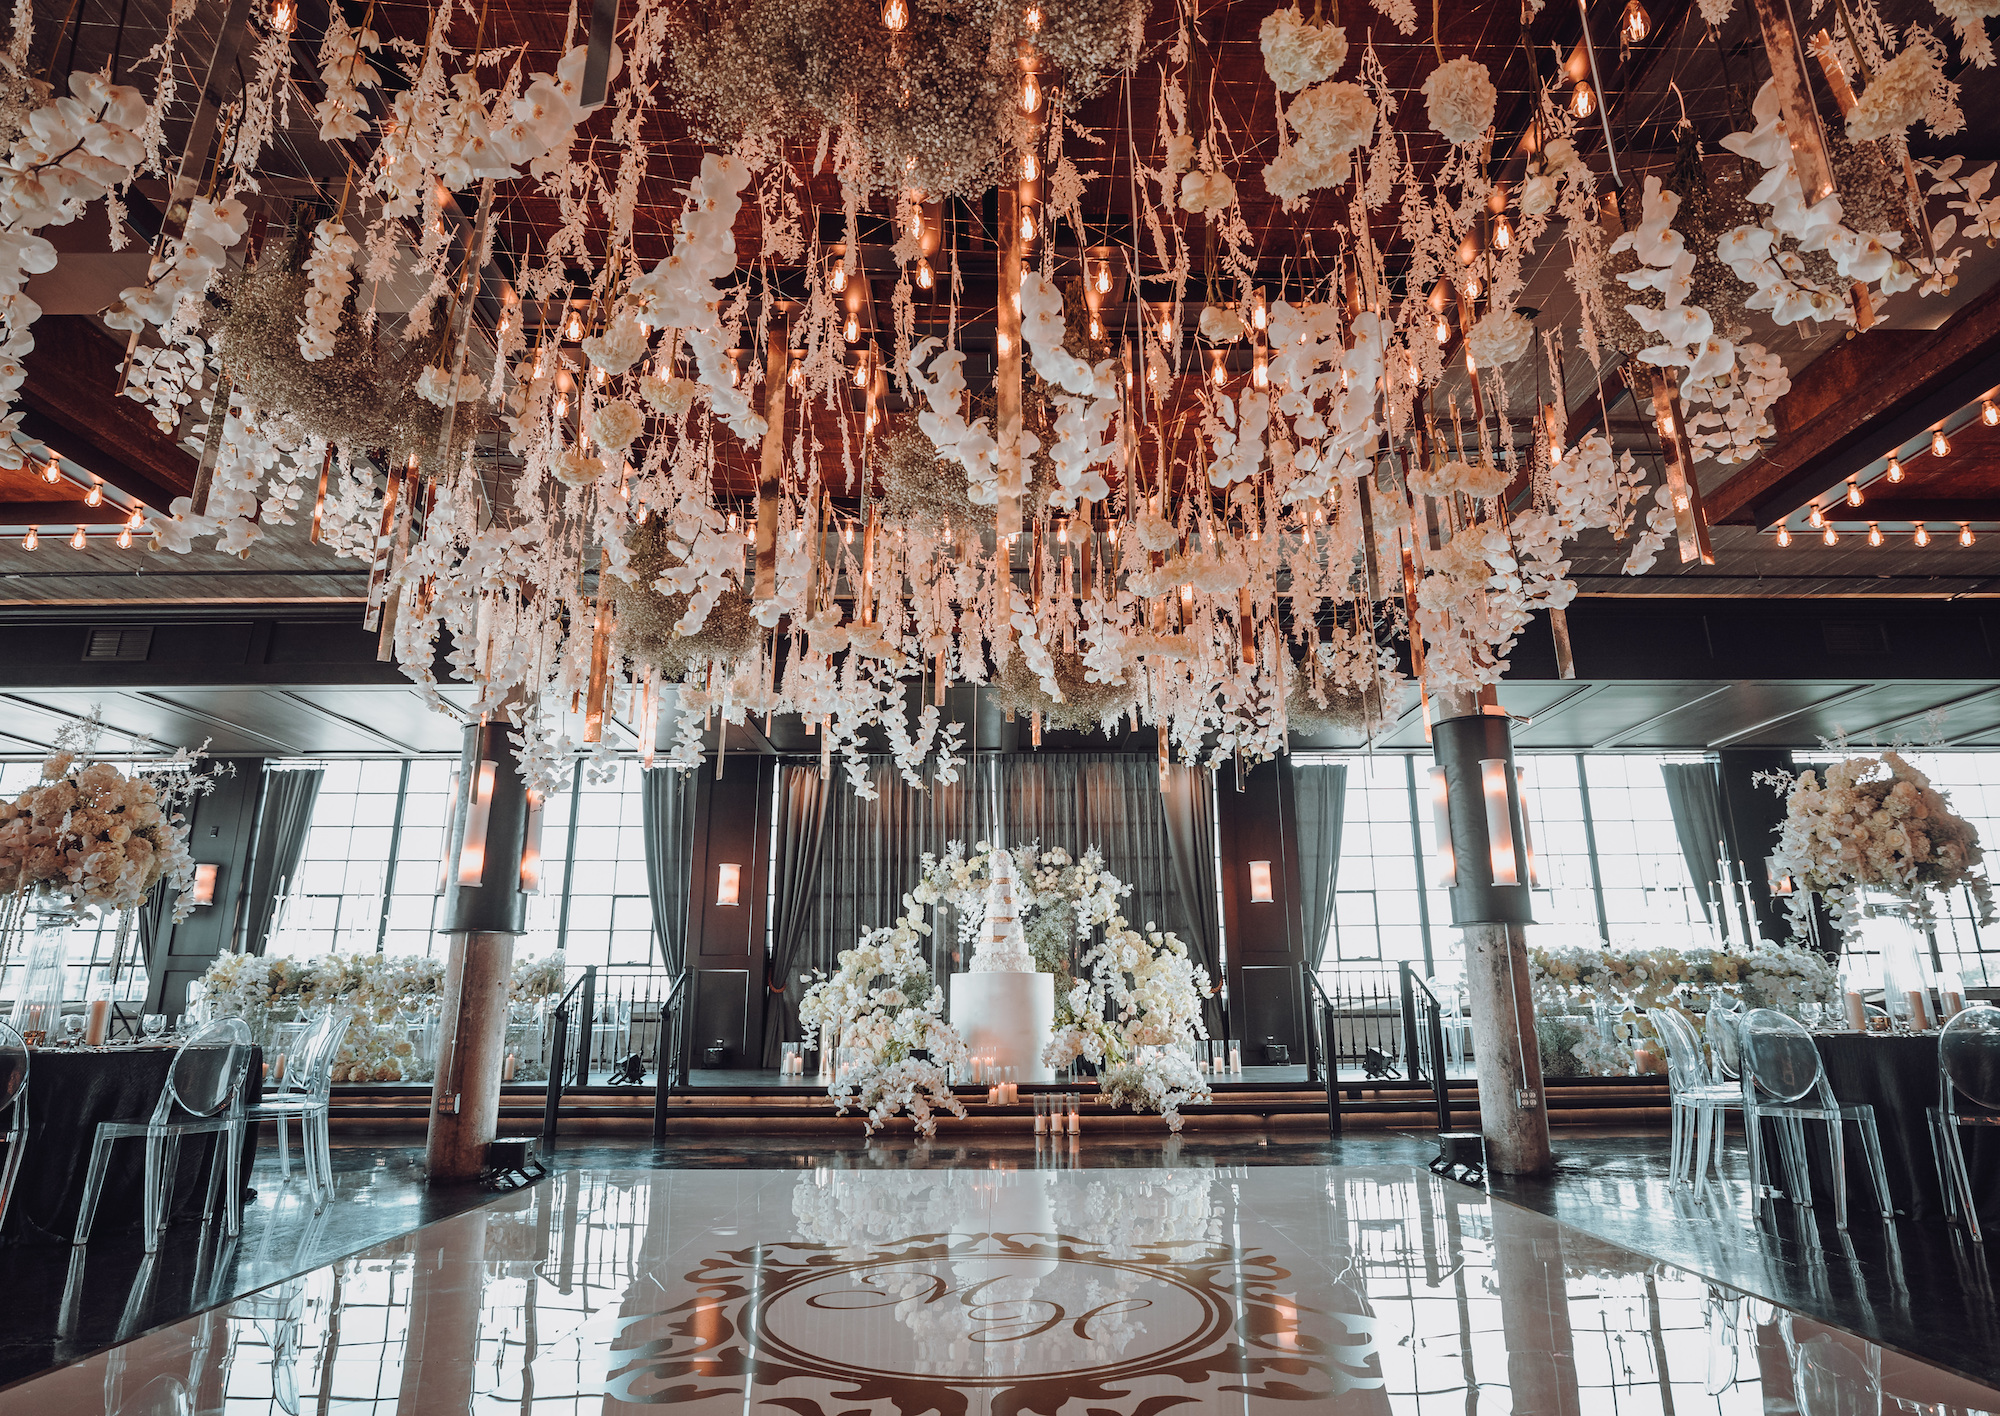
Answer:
(519, 790, 545, 893)
(1248, 860, 1274, 904)
(1429, 767, 1456, 887)
(1479, 758, 1519, 887)
(1766, 855, 1795, 896)
(456, 759, 498, 887)
(190, 862, 219, 907)
(716, 862, 742, 907)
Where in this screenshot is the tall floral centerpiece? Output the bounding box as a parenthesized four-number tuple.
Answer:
(1763, 753, 1994, 937)
(799, 915, 968, 1136)
(1043, 919, 1214, 1130)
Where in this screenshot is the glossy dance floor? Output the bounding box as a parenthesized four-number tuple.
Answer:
(6, 1162, 1998, 1416)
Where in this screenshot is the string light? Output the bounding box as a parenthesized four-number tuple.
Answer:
(1571, 80, 1596, 119)
(1019, 73, 1041, 114)
(20, 527, 35, 550)
(1464, 276, 1481, 299)
(1088, 315, 1102, 339)
(1620, 0, 1650, 42)
(69, 525, 86, 548)
(881, 0, 907, 30)
(1808, 504, 1825, 528)
(116, 525, 132, 549)
(270, 0, 294, 31)
(555, 394, 567, 419)
(1160, 316, 1173, 341)
(830, 263, 848, 293)
(1493, 215, 1513, 250)
(1022, 151, 1037, 181)
(1886, 455, 1903, 483)
(126, 507, 143, 529)
(1984, 399, 1999, 426)
(915, 257, 933, 289)
(1024, 3, 1042, 28)
(1435, 316, 1450, 345)
(844, 314, 860, 342)
(564, 309, 583, 341)
(1251, 294, 1267, 331)
(84, 482, 102, 507)
(1095, 263, 1111, 294)
(1867, 522, 1883, 546)
(1019, 210, 1035, 241)
(1776, 525, 1792, 547)
(1914, 524, 1931, 547)
(853, 359, 868, 388)
(1823, 524, 1839, 546)
(1845, 480, 1862, 507)
(1962, 523, 1976, 546)
(1253, 351, 1268, 388)
(1933, 428, 1951, 457)
(39, 460, 59, 484)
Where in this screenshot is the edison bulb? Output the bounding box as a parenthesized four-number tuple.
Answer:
(1962, 524, 1976, 546)
(1024, 3, 1042, 28)
(1808, 504, 1825, 528)
(916, 257, 934, 289)
(1985, 400, 1999, 427)
(555, 394, 568, 419)
(1096, 264, 1111, 294)
(1019, 73, 1041, 114)
(1846, 481, 1863, 506)
(21, 527, 35, 550)
(1915, 524, 1931, 547)
(116, 526, 132, 548)
(881, 0, 907, 30)
(1776, 525, 1792, 547)
(1493, 215, 1513, 250)
(1088, 315, 1102, 339)
(1435, 317, 1450, 345)
(1823, 524, 1839, 546)
(1252, 297, 1267, 331)
(1867, 522, 1883, 546)
(1019, 211, 1035, 241)
(84, 482, 102, 507)
(830, 263, 848, 293)
(69, 525, 85, 549)
(1933, 428, 1951, 457)
(564, 309, 583, 341)
(844, 314, 860, 342)
(1160, 317, 1173, 341)
(1022, 151, 1037, 181)
(1886, 456, 1903, 482)
(1571, 80, 1596, 119)
(39, 460, 58, 484)
(1620, 0, 1650, 42)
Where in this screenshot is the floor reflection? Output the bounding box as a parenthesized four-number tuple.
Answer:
(3, 1163, 1995, 1416)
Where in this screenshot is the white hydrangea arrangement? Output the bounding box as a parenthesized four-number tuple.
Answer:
(1043, 917, 1213, 1130)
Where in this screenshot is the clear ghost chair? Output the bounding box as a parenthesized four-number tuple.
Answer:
(244, 1010, 351, 1205)
(1928, 1002, 2000, 1243)
(1426, 975, 1473, 1071)
(1706, 994, 1744, 1082)
(1650, 1007, 1740, 1196)
(73, 1017, 254, 1251)
(1739, 1008, 1893, 1230)
(1791, 1329, 1882, 1416)
(0, 1020, 29, 1234)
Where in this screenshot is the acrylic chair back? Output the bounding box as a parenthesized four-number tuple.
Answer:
(1647, 1008, 1710, 1094)
(0, 1020, 27, 1120)
(156, 1017, 253, 1126)
(1738, 1009, 1826, 1105)
(1705, 998, 1743, 1082)
(1938, 1003, 2000, 1114)
(282, 1011, 350, 1099)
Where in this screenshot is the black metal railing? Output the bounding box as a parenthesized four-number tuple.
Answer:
(1399, 962, 1453, 1133)
(1315, 967, 1406, 1073)
(651, 971, 689, 1139)
(542, 966, 594, 1144)
(1301, 966, 1341, 1136)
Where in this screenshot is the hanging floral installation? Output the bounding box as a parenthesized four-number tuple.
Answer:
(0, 0, 1981, 802)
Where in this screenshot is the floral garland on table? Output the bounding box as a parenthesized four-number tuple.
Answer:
(1043, 917, 1213, 1131)
(1760, 752, 1995, 936)
(799, 917, 968, 1137)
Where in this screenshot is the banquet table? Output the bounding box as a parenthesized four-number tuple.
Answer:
(1, 1043, 263, 1245)
(1785, 1032, 2000, 1222)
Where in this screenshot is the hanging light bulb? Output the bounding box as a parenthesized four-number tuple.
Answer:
(1933, 428, 1951, 457)
(853, 358, 868, 388)
(1252, 294, 1267, 331)
(1212, 358, 1227, 386)
(555, 394, 568, 419)
(116, 525, 132, 549)
(126, 507, 143, 529)
(843, 523, 854, 544)
(1022, 150, 1038, 181)
(21, 527, 35, 550)
(1846, 480, 1863, 507)
(844, 314, 860, 342)
(1146, 360, 1156, 385)
(1985, 400, 2000, 427)
(1571, 80, 1596, 119)
(68, 525, 84, 549)
(1867, 522, 1883, 546)
(727, 360, 740, 388)
(916, 257, 934, 289)
(881, 0, 907, 30)
(39, 460, 59, 484)
(1886, 455, 1904, 483)
(1620, 0, 1650, 42)
(1435, 316, 1450, 345)
(831, 264, 850, 296)
(84, 482, 102, 507)
(1408, 359, 1421, 385)
(1493, 215, 1513, 250)
(1808, 504, 1825, 528)
(1464, 275, 1481, 300)
(1019, 73, 1041, 114)
(1088, 314, 1102, 339)
(592, 365, 607, 386)
(788, 359, 803, 387)
(1160, 315, 1173, 341)
(564, 309, 583, 341)
(270, 0, 294, 31)
(1776, 525, 1792, 547)
(1253, 350, 1268, 388)
(1024, 3, 1042, 28)
(1823, 524, 1839, 546)
(1914, 524, 1931, 546)
(1096, 263, 1112, 295)
(1019, 209, 1035, 242)
(1961, 523, 1976, 546)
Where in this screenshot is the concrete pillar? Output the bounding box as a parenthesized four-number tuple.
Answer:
(426, 720, 532, 1184)
(1431, 691, 1553, 1177)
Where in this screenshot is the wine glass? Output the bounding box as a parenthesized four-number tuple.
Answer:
(59, 1014, 83, 1048)
(142, 1013, 166, 1043)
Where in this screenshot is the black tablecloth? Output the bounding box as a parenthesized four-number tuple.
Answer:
(1794, 1033, 2000, 1222)
(2, 1045, 263, 1245)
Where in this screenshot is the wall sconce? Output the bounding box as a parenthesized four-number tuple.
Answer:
(190, 862, 220, 907)
(716, 862, 742, 907)
(519, 791, 545, 893)
(1480, 758, 1520, 887)
(1515, 767, 1543, 889)
(456, 759, 498, 886)
(1248, 860, 1274, 904)
(1429, 767, 1456, 887)
(1766, 855, 1796, 896)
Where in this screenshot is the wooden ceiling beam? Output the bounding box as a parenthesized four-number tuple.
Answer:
(16, 315, 198, 513)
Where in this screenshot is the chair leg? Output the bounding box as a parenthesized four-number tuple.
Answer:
(1823, 1115, 1850, 1230)
(0, 1111, 28, 1237)
(1668, 1101, 1687, 1186)
(275, 1112, 290, 1178)
(143, 1131, 182, 1254)
(310, 1109, 334, 1203)
(1745, 1105, 1767, 1197)
(1940, 1119, 1983, 1243)
(1852, 1112, 1895, 1223)
(1692, 1107, 1716, 1199)
(73, 1130, 119, 1245)
(1776, 1116, 1813, 1210)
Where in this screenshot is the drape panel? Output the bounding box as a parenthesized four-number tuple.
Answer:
(761, 764, 829, 1066)
(1292, 763, 1347, 972)
(245, 767, 321, 956)
(1660, 762, 1727, 925)
(1160, 764, 1227, 1034)
(991, 754, 1181, 940)
(641, 768, 697, 973)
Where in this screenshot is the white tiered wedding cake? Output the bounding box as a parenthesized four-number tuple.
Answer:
(948, 850, 1056, 1082)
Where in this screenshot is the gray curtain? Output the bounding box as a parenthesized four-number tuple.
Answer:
(641, 768, 697, 973)
(761, 764, 829, 1065)
(1293, 762, 1347, 972)
(991, 753, 1181, 942)
(1660, 762, 1727, 924)
(245, 767, 321, 956)
(1161, 763, 1227, 1034)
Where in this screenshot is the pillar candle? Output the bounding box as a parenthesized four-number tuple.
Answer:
(1066, 1108, 1079, 1135)
(1944, 989, 1966, 1020)
(84, 997, 109, 1047)
(503, 1051, 517, 1082)
(1843, 991, 1867, 1032)
(1906, 990, 1932, 1031)
(1229, 1046, 1242, 1074)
